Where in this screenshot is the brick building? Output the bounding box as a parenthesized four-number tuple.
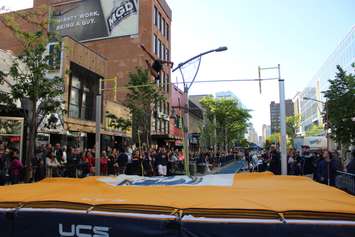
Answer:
(0, 0, 172, 146)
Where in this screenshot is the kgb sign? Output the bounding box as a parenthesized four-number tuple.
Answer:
(50, 0, 139, 42)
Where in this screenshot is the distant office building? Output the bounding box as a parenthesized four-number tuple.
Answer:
(258, 136, 263, 146)
(247, 124, 258, 144)
(215, 91, 246, 108)
(300, 26, 355, 132)
(262, 124, 271, 144)
(216, 91, 239, 100)
(270, 100, 294, 134)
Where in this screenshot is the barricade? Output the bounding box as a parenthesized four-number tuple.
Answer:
(335, 171, 355, 195)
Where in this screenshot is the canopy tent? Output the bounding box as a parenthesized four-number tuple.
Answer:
(0, 172, 354, 236)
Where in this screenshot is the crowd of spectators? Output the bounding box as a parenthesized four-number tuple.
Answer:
(0, 142, 239, 185)
(250, 145, 355, 187)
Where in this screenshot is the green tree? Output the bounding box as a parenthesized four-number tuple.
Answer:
(266, 133, 281, 145)
(305, 124, 324, 137)
(323, 65, 355, 146)
(286, 115, 300, 138)
(200, 96, 251, 151)
(125, 68, 165, 146)
(286, 115, 301, 146)
(0, 8, 64, 181)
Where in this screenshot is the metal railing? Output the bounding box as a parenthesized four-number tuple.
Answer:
(335, 171, 355, 195)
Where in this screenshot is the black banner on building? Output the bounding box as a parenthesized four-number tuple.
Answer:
(50, 0, 139, 42)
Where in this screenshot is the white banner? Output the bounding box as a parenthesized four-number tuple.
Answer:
(99, 174, 235, 187)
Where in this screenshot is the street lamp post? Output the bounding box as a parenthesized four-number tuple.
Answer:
(173, 46, 228, 176)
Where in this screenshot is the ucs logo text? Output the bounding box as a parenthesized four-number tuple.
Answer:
(59, 224, 109, 237)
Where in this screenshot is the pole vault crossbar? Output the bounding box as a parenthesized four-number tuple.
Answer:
(102, 77, 281, 91)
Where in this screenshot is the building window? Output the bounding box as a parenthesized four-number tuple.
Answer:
(68, 63, 100, 121)
(165, 48, 170, 61)
(69, 76, 80, 118)
(162, 18, 166, 37)
(166, 23, 169, 41)
(166, 73, 170, 93)
(153, 34, 158, 55)
(157, 39, 161, 59)
(159, 40, 163, 59)
(162, 44, 165, 60)
(154, 6, 158, 26)
(158, 12, 162, 32)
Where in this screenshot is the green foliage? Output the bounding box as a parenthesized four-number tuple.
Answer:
(106, 112, 131, 131)
(305, 124, 324, 137)
(286, 115, 301, 139)
(323, 65, 355, 145)
(125, 68, 165, 145)
(200, 96, 251, 151)
(266, 132, 280, 144)
(0, 8, 64, 178)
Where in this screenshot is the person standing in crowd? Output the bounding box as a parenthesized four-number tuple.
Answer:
(117, 148, 128, 175)
(268, 145, 281, 175)
(46, 152, 60, 177)
(155, 148, 168, 176)
(301, 145, 314, 176)
(100, 151, 108, 176)
(287, 149, 296, 175)
(107, 148, 117, 175)
(110, 148, 119, 175)
(129, 150, 143, 176)
(10, 149, 23, 184)
(143, 150, 155, 176)
(78, 151, 91, 177)
(346, 148, 355, 174)
(315, 150, 337, 186)
(245, 149, 251, 171)
(66, 147, 80, 178)
(0, 144, 10, 185)
(53, 143, 64, 176)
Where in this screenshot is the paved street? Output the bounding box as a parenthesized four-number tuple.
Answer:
(215, 160, 245, 174)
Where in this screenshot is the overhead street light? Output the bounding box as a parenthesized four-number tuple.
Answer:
(303, 97, 325, 104)
(173, 46, 228, 176)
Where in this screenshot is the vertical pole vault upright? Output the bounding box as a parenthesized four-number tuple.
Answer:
(259, 65, 287, 175)
(278, 64, 287, 175)
(95, 79, 103, 176)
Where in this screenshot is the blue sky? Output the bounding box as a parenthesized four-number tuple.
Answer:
(1, 0, 354, 135)
(166, 0, 355, 134)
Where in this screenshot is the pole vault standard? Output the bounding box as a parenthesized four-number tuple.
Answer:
(259, 65, 287, 175)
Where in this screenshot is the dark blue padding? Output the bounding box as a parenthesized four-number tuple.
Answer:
(12, 210, 180, 237)
(181, 221, 355, 237)
(0, 210, 12, 237)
